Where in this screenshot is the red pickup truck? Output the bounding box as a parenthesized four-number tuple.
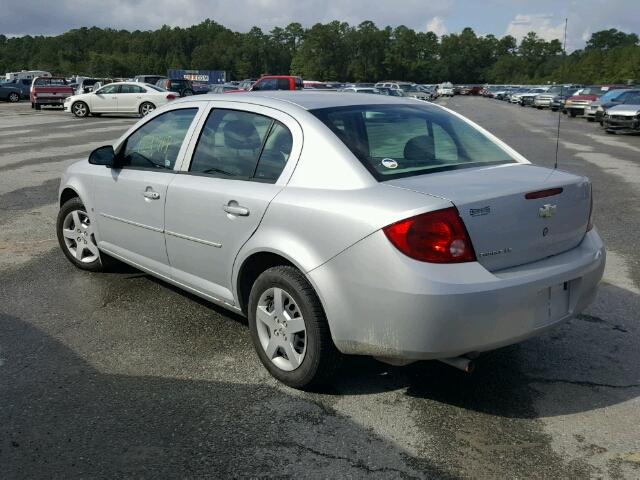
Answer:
(31, 77, 74, 110)
(226, 75, 304, 93)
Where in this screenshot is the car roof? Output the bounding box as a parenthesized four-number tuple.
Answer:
(172, 91, 431, 111)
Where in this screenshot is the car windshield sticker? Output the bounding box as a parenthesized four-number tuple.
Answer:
(381, 158, 398, 169)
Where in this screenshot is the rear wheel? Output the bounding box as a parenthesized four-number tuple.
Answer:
(139, 102, 155, 116)
(34, 103, 41, 110)
(248, 266, 342, 390)
(587, 117, 595, 122)
(605, 129, 616, 135)
(72, 101, 89, 117)
(182, 89, 194, 96)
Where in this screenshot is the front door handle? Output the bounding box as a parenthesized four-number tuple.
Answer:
(143, 190, 160, 200)
(223, 202, 250, 216)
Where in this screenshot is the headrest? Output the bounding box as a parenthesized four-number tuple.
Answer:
(404, 135, 435, 162)
(223, 120, 261, 150)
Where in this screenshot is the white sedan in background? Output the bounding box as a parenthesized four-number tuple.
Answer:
(64, 82, 179, 117)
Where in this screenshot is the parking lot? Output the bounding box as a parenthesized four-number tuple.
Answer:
(1, 98, 639, 478)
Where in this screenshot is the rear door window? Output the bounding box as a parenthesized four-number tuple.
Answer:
(190, 109, 293, 182)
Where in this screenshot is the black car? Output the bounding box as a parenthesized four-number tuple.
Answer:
(0, 84, 22, 102)
(595, 90, 640, 124)
(550, 88, 581, 112)
(156, 78, 195, 96)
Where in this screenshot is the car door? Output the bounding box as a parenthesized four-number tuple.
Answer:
(91, 84, 120, 112)
(164, 102, 302, 304)
(118, 83, 145, 113)
(92, 104, 204, 275)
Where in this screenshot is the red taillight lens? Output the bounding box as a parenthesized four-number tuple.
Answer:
(166, 94, 176, 100)
(383, 207, 476, 263)
(525, 187, 563, 199)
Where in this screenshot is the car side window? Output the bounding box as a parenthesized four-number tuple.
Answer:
(96, 84, 119, 95)
(276, 79, 290, 90)
(253, 79, 277, 91)
(119, 108, 198, 170)
(189, 109, 272, 178)
(254, 121, 293, 182)
(120, 84, 144, 94)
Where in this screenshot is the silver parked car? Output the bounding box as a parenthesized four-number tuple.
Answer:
(56, 92, 605, 389)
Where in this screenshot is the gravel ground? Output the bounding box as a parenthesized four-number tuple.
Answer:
(0, 99, 639, 479)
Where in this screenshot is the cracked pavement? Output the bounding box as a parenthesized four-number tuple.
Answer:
(1, 99, 639, 478)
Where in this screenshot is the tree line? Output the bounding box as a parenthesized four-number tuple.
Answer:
(0, 20, 638, 84)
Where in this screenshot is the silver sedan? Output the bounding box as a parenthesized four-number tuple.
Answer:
(57, 92, 605, 389)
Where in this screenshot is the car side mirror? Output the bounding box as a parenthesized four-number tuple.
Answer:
(89, 145, 115, 167)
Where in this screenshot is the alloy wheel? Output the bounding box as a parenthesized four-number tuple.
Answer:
(73, 103, 87, 117)
(140, 103, 155, 116)
(9, 93, 19, 102)
(256, 287, 307, 371)
(61, 209, 99, 263)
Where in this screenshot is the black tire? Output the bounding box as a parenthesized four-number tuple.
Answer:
(182, 89, 194, 97)
(8, 92, 19, 103)
(587, 117, 594, 122)
(72, 101, 89, 117)
(57, 197, 106, 272)
(30, 102, 34, 109)
(139, 102, 155, 116)
(248, 265, 342, 390)
(34, 102, 41, 110)
(569, 111, 577, 117)
(605, 129, 616, 135)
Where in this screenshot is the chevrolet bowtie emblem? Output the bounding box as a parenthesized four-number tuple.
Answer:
(539, 204, 557, 218)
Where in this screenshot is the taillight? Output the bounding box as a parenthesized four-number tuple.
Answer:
(166, 94, 176, 100)
(587, 185, 594, 231)
(383, 207, 476, 263)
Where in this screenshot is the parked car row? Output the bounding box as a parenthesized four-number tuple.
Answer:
(483, 84, 640, 135)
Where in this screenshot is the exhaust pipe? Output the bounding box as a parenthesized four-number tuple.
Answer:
(439, 356, 475, 373)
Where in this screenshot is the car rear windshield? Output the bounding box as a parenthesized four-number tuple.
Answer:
(34, 78, 67, 86)
(311, 104, 517, 181)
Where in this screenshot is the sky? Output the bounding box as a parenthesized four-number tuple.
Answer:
(1, 0, 639, 50)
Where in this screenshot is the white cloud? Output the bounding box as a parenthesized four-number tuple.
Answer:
(506, 13, 566, 43)
(426, 16, 448, 36)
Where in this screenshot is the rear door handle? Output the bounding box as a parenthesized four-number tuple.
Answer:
(143, 190, 160, 200)
(222, 203, 250, 216)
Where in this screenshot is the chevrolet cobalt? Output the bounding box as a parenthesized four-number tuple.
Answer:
(57, 92, 605, 389)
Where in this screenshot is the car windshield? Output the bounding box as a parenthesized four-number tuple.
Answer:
(311, 104, 517, 181)
(622, 93, 640, 104)
(600, 89, 629, 102)
(399, 84, 418, 92)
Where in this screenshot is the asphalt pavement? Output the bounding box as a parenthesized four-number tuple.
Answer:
(0, 99, 639, 479)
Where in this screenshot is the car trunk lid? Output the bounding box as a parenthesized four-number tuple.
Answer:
(385, 164, 591, 271)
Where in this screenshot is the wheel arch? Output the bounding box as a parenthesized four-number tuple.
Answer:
(60, 187, 80, 207)
(235, 250, 298, 316)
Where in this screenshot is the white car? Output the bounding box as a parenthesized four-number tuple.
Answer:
(64, 82, 179, 117)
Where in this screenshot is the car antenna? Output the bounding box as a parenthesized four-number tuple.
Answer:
(554, 18, 568, 170)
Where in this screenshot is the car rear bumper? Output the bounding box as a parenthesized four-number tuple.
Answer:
(35, 97, 67, 105)
(309, 229, 605, 360)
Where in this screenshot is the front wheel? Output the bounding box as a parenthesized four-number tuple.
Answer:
(248, 266, 342, 390)
(8, 92, 19, 102)
(56, 197, 104, 272)
(182, 89, 194, 96)
(72, 101, 89, 117)
(569, 111, 577, 117)
(139, 102, 155, 116)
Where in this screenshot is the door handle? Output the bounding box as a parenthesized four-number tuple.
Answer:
(222, 203, 249, 216)
(143, 190, 160, 200)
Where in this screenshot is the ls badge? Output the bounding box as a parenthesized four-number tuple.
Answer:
(539, 204, 557, 218)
